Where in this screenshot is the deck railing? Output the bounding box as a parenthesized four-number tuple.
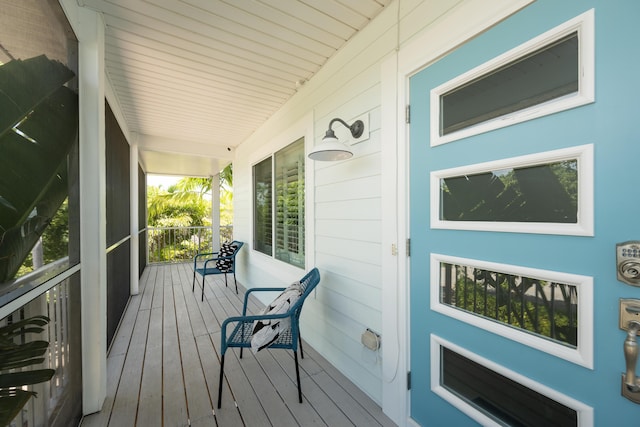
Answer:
(147, 225, 233, 263)
(1, 262, 82, 427)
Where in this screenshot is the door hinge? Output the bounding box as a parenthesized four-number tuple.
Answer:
(405, 105, 411, 124)
(406, 238, 411, 257)
(407, 371, 411, 390)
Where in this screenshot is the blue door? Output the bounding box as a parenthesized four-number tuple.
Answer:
(409, 1, 640, 425)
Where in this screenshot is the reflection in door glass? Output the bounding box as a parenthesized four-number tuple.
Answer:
(442, 346, 578, 426)
(440, 32, 579, 136)
(440, 261, 578, 347)
(440, 160, 578, 223)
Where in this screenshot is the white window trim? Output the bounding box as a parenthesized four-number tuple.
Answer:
(430, 253, 594, 368)
(249, 113, 313, 277)
(430, 144, 594, 236)
(430, 9, 595, 146)
(431, 335, 594, 427)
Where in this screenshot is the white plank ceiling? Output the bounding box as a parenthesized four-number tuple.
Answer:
(78, 0, 392, 177)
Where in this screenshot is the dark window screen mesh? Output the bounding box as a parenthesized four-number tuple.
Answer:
(105, 101, 131, 346)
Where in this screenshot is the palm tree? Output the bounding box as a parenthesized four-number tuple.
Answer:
(147, 164, 233, 226)
(146, 165, 233, 261)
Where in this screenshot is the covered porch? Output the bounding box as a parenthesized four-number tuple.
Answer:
(3, 0, 570, 426)
(81, 262, 395, 426)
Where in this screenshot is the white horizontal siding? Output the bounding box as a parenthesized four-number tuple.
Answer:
(232, 0, 397, 405)
(301, 300, 383, 399)
(312, 254, 383, 313)
(316, 174, 381, 201)
(232, 0, 530, 419)
(316, 218, 381, 242)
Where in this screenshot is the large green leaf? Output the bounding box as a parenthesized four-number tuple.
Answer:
(0, 164, 69, 281)
(0, 316, 55, 426)
(0, 315, 48, 336)
(0, 342, 49, 370)
(0, 55, 74, 136)
(0, 56, 77, 282)
(0, 369, 56, 389)
(0, 389, 34, 427)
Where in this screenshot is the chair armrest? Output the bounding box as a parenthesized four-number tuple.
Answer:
(194, 251, 219, 268)
(242, 287, 286, 315)
(202, 253, 236, 270)
(194, 251, 219, 260)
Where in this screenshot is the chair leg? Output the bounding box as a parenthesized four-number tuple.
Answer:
(217, 354, 225, 408)
(233, 270, 238, 294)
(294, 350, 302, 403)
(192, 271, 196, 293)
(224, 273, 228, 288)
(299, 335, 304, 359)
(201, 278, 205, 301)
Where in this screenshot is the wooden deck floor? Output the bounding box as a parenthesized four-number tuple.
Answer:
(81, 263, 397, 427)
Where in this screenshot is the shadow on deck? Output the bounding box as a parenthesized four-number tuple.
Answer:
(81, 263, 396, 427)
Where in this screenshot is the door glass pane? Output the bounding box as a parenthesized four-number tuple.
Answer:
(440, 159, 578, 223)
(441, 32, 578, 136)
(442, 346, 578, 426)
(440, 261, 578, 347)
(274, 138, 305, 268)
(253, 157, 272, 256)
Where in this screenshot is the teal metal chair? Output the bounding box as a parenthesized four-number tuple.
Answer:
(192, 240, 243, 300)
(217, 267, 321, 408)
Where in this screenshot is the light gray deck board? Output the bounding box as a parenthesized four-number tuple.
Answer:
(173, 272, 215, 423)
(108, 307, 149, 426)
(81, 262, 396, 427)
(306, 345, 398, 427)
(235, 351, 300, 427)
(162, 265, 189, 426)
(136, 306, 162, 427)
(194, 333, 244, 426)
(138, 266, 156, 311)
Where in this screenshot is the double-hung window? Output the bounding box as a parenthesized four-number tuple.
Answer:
(253, 137, 305, 268)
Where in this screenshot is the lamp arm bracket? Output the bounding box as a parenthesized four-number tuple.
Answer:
(328, 118, 364, 139)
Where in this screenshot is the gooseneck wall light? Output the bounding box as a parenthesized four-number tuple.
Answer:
(308, 118, 365, 161)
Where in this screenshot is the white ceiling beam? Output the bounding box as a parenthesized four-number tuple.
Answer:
(137, 134, 235, 159)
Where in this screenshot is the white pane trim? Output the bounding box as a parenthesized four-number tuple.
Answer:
(430, 335, 594, 426)
(430, 253, 594, 368)
(430, 9, 595, 146)
(430, 144, 594, 236)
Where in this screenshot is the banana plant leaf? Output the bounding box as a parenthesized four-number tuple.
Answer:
(0, 314, 48, 336)
(0, 342, 49, 369)
(0, 55, 78, 283)
(0, 370, 55, 389)
(0, 389, 34, 426)
(0, 315, 55, 426)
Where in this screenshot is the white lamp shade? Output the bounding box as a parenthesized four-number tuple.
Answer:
(308, 136, 353, 161)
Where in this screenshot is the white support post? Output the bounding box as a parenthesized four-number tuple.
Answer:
(130, 137, 139, 295)
(212, 173, 221, 250)
(75, 4, 107, 415)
